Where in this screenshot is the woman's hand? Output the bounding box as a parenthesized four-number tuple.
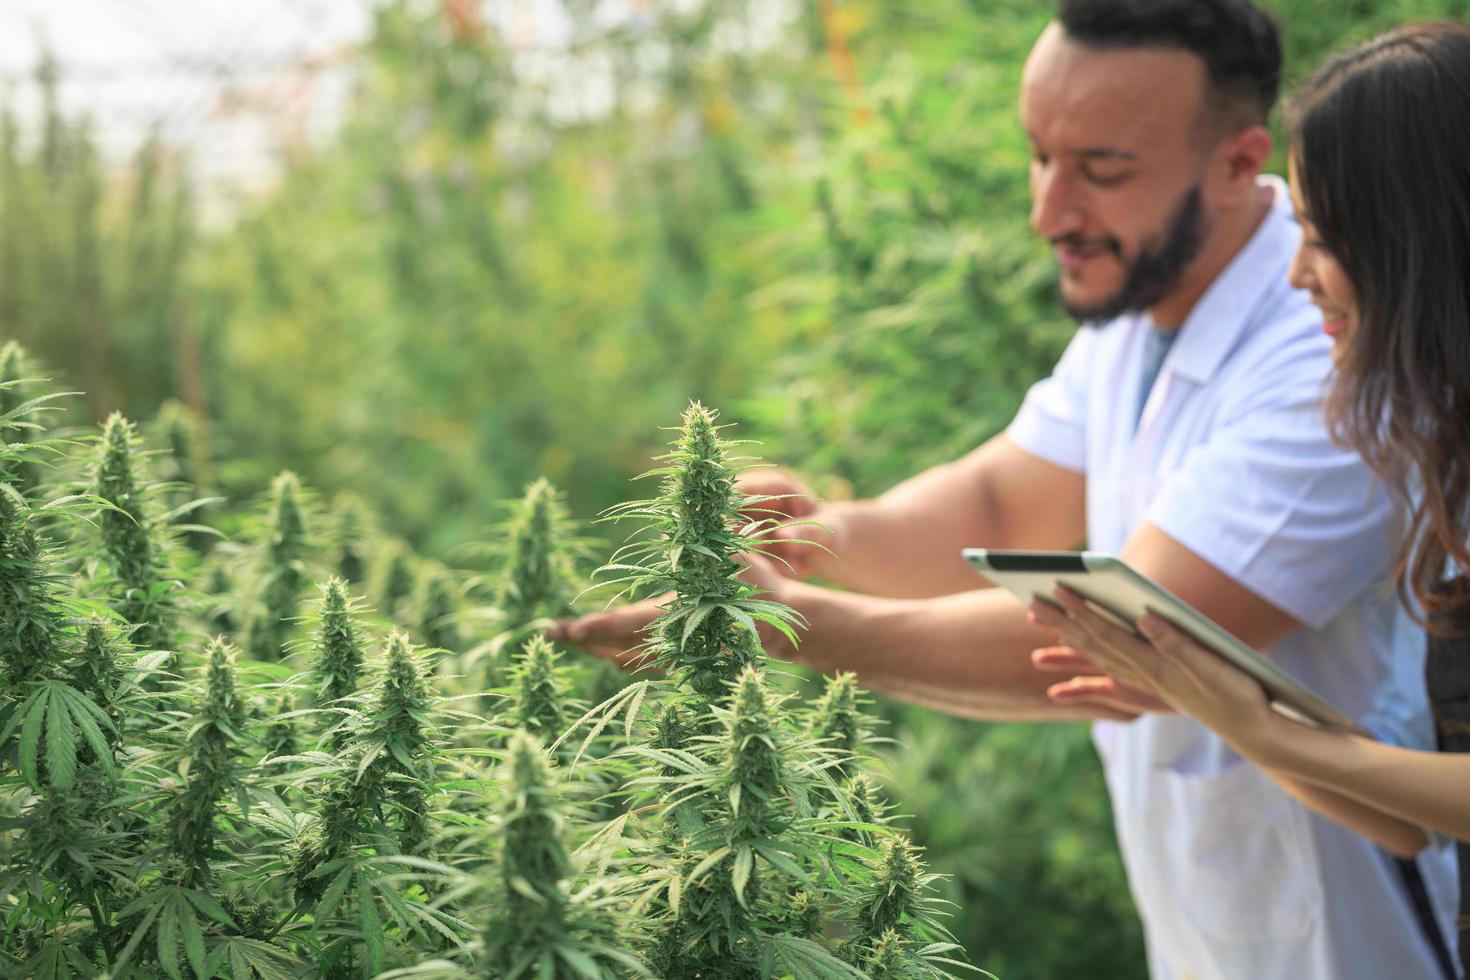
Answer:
(1029, 586, 1276, 750)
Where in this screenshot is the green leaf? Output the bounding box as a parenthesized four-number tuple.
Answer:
(753, 843, 811, 883)
(679, 601, 718, 647)
(59, 687, 115, 776)
(687, 845, 731, 884)
(112, 901, 163, 974)
(555, 945, 603, 977)
(157, 899, 182, 980)
(749, 609, 802, 648)
(15, 687, 47, 787)
(359, 886, 386, 974)
(44, 686, 77, 790)
(228, 942, 251, 980)
(220, 938, 303, 980)
(182, 887, 238, 929)
(181, 900, 207, 980)
(56, 681, 115, 729)
(731, 845, 754, 908)
(623, 679, 650, 741)
(722, 603, 762, 642)
(317, 864, 354, 920)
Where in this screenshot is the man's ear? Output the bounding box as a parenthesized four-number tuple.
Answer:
(1215, 125, 1273, 206)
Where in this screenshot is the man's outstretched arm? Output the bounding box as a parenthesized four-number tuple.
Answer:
(557, 522, 1300, 724)
(764, 435, 1088, 599)
(776, 578, 1150, 721)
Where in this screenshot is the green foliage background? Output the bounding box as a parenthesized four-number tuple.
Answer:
(6, 1, 1469, 976)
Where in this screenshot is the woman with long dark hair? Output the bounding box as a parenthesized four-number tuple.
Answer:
(1033, 22, 1470, 845)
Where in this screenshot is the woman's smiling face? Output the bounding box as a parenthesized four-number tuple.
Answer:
(1287, 156, 1358, 354)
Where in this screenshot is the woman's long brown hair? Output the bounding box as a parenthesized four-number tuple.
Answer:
(1288, 23, 1470, 631)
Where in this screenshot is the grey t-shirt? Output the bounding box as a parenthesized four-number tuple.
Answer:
(1133, 321, 1178, 433)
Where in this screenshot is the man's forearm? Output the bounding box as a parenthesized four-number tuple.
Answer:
(814, 496, 994, 599)
(808, 437, 1086, 600)
(782, 578, 1121, 722)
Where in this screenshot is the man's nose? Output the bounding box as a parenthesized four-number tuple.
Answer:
(1030, 167, 1085, 240)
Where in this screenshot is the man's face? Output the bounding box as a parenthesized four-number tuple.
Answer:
(1020, 24, 1217, 323)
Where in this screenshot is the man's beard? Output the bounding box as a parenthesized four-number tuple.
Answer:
(1056, 185, 1208, 326)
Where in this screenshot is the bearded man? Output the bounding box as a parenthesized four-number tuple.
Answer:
(556, 2, 1460, 976)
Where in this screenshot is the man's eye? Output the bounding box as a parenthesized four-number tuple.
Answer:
(1083, 169, 1131, 187)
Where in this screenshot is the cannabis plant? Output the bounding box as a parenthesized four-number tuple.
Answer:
(0, 340, 41, 492)
(512, 633, 569, 744)
(843, 837, 976, 978)
(246, 470, 311, 662)
(91, 412, 179, 653)
(168, 636, 247, 888)
(480, 731, 646, 978)
(840, 771, 891, 848)
(468, 477, 591, 686)
(151, 398, 206, 493)
(0, 381, 76, 697)
(596, 402, 802, 712)
(0, 387, 997, 978)
(293, 629, 438, 896)
(497, 478, 585, 635)
(809, 671, 869, 781)
(640, 666, 861, 979)
(328, 491, 374, 585)
(375, 631, 436, 855)
(412, 560, 461, 653)
(310, 577, 367, 749)
(375, 538, 416, 622)
(0, 483, 66, 693)
(286, 629, 453, 973)
(150, 398, 216, 554)
(72, 618, 129, 751)
(264, 693, 301, 759)
(582, 403, 979, 979)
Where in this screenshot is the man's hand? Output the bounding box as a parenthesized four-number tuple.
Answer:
(549, 551, 798, 670)
(737, 469, 839, 580)
(547, 598, 664, 670)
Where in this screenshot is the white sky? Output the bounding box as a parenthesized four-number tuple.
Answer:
(0, 0, 382, 204)
(0, 0, 605, 213)
(0, 0, 783, 217)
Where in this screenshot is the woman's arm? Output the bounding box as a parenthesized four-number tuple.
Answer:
(1261, 768, 1429, 858)
(1032, 592, 1452, 854)
(1246, 707, 1466, 847)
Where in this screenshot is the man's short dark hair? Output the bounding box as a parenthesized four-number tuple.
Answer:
(1057, 0, 1282, 130)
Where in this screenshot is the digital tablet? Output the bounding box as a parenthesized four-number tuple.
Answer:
(962, 548, 1357, 731)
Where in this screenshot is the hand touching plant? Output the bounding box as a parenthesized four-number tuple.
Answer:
(557, 403, 804, 681)
(734, 468, 838, 580)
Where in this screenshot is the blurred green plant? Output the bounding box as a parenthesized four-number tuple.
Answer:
(246, 471, 312, 662)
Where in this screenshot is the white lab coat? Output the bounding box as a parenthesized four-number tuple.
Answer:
(1007, 176, 1459, 980)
